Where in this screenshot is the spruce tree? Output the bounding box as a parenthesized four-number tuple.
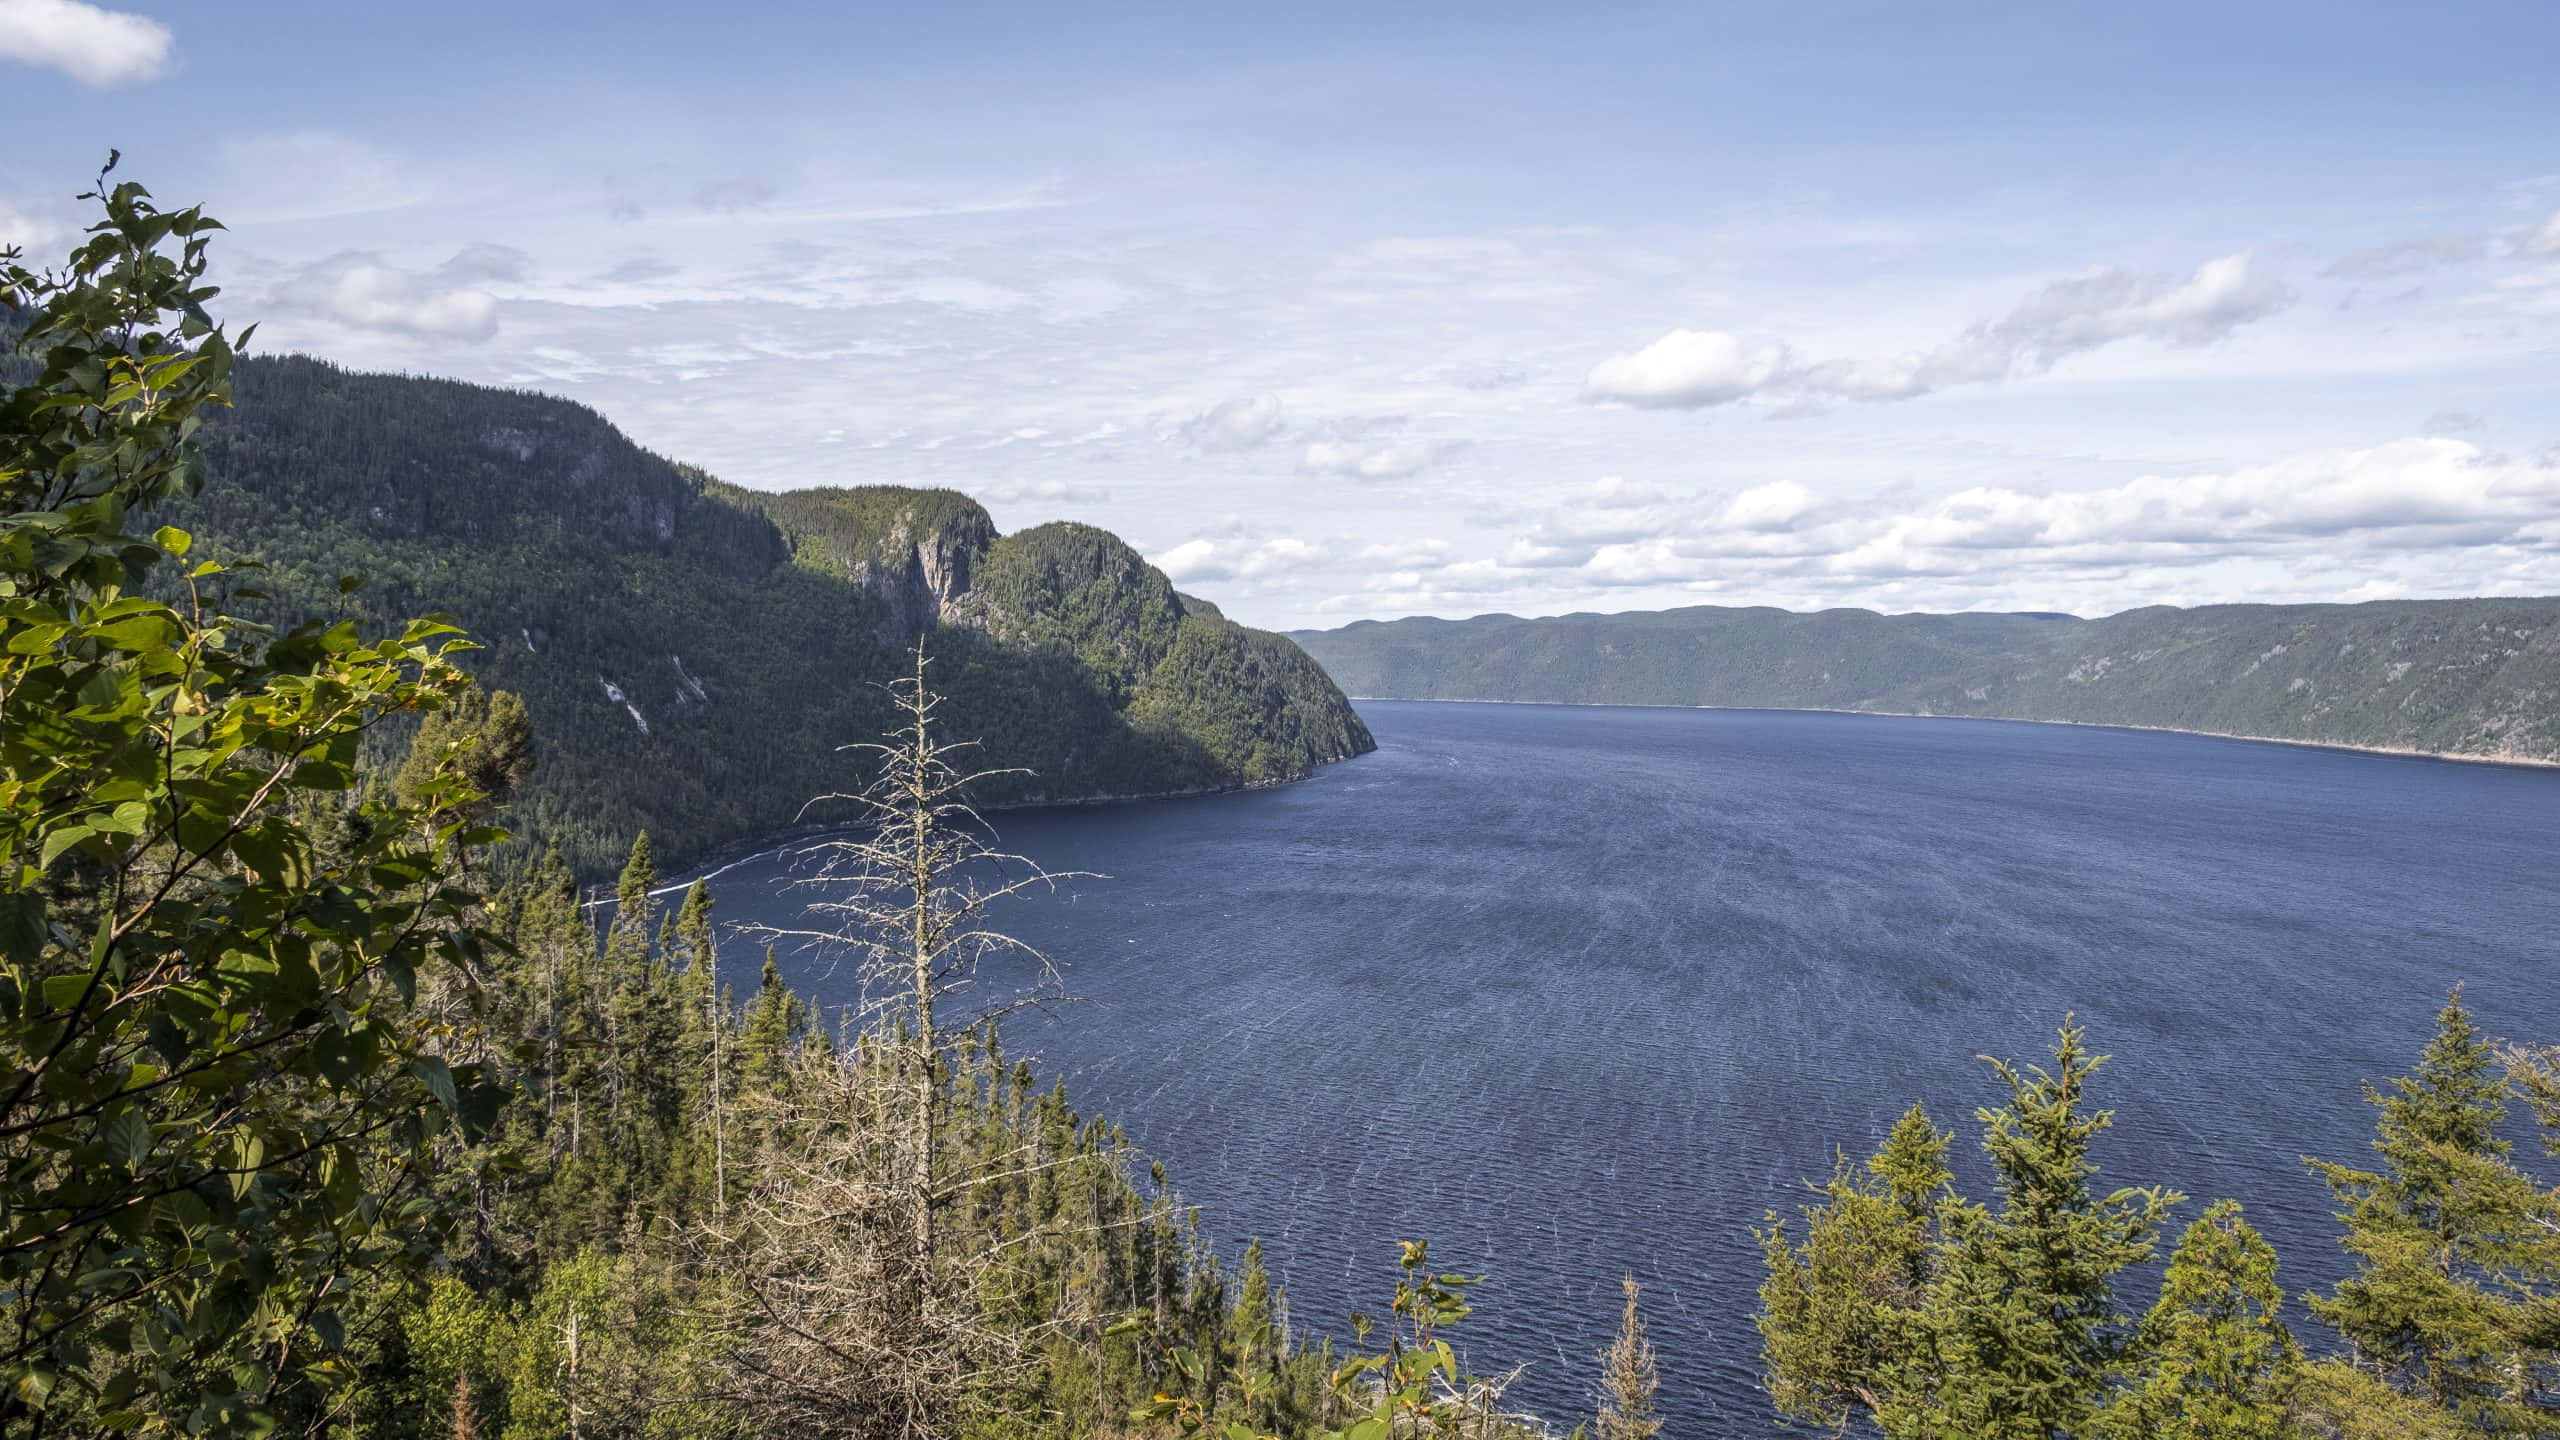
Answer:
(1930, 1020, 2179, 1440)
(1761, 1024, 2180, 1440)
(1757, 1103, 1950, 1434)
(2099, 1200, 2298, 1440)
(2306, 987, 2559, 1430)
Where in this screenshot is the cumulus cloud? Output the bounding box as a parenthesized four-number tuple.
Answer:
(1585, 252, 2293, 411)
(1719, 480, 1816, 532)
(1179, 395, 1285, 451)
(1393, 437, 2560, 619)
(1500, 536, 1596, 568)
(1583, 328, 1782, 408)
(1154, 535, 1323, 583)
(272, 249, 511, 341)
(0, 0, 171, 87)
(1808, 439, 2557, 580)
(1298, 437, 1456, 480)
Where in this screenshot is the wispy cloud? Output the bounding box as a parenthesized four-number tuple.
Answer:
(1585, 252, 2293, 410)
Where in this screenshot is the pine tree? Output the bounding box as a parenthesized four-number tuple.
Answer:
(1596, 1276, 1662, 1440)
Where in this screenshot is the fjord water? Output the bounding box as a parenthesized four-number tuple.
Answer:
(704, 700, 2560, 1434)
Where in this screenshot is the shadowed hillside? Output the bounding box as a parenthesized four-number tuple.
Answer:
(154, 354, 1373, 877)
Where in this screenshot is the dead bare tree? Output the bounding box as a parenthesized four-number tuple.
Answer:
(1595, 1275, 1662, 1440)
(709, 645, 1092, 1440)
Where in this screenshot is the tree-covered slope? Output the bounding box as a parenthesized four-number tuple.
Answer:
(156, 353, 1372, 878)
(1292, 599, 2560, 763)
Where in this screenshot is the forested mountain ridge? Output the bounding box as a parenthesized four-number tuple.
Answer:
(151, 353, 1372, 878)
(1292, 598, 2560, 763)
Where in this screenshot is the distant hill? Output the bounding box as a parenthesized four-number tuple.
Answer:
(154, 354, 1372, 878)
(1291, 600, 2560, 764)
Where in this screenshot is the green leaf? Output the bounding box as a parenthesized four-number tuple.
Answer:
(39, 972, 96, 1011)
(39, 823, 97, 870)
(151, 525, 190, 557)
(103, 1106, 151, 1170)
(0, 891, 46, 967)
(410, 1056, 458, 1112)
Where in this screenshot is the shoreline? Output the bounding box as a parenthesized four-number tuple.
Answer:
(1341, 695, 2560, 773)
(632, 749, 1373, 903)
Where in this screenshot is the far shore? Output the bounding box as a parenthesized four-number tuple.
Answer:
(1342, 694, 2560, 773)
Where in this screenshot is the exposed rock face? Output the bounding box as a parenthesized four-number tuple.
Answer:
(750, 487, 1001, 641)
(855, 514, 995, 638)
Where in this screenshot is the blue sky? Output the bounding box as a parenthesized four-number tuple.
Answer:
(5, 0, 2557, 628)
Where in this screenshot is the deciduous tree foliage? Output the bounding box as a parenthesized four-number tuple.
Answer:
(0, 164, 508, 1434)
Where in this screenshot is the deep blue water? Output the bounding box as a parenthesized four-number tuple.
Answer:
(701, 701, 2560, 1435)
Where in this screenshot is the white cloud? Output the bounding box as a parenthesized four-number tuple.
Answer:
(1180, 395, 1284, 451)
(1500, 536, 1596, 568)
(1701, 438, 2560, 589)
(1400, 437, 2560, 618)
(1719, 480, 1815, 531)
(0, 197, 61, 254)
(1586, 252, 2293, 411)
(1799, 252, 2293, 401)
(1587, 475, 1666, 508)
(1864, 438, 2553, 555)
(1298, 437, 1453, 480)
(1153, 535, 1323, 583)
(986, 478, 1111, 505)
(272, 250, 507, 341)
(0, 0, 170, 87)
(1583, 328, 1780, 409)
(1359, 538, 1453, 567)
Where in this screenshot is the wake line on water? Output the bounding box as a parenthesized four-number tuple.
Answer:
(578, 838, 822, 910)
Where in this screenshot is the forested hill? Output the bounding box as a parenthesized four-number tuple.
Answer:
(1291, 599, 2560, 763)
(157, 353, 1373, 878)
